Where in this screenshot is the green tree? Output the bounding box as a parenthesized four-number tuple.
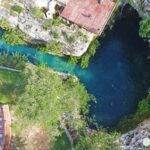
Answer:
(14, 65, 90, 141)
(3, 29, 28, 45)
(68, 39, 100, 68)
(0, 18, 11, 30)
(139, 18, 150, 42)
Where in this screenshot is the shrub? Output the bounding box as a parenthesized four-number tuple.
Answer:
(43, 18, 62, 30)
(50, 30, 61, 39)
(3, 29, 28, 45)
(11, 5, 24, 14)
(139, 18, 150, 42)
(80, 39, 100, 68)
(50, 18, 62, 26)
(40, 41, 64, 54)
(31, 7, 43, 19)
(43, 20, 52, 30)
(0, 18, 11, 30)
(63, 31, 75, 44)
(117, 89, 150, 133)
(73, 130, 120, 150)
(68, 39, 100, 68)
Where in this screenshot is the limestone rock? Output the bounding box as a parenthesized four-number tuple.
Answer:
(120, 121, 150, 150)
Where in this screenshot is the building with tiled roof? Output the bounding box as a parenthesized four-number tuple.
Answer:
(60, 0, 116, 34)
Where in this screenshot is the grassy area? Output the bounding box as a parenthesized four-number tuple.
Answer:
(0, 69, 25, 104)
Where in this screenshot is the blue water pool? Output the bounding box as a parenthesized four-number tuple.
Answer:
(0, 13, 150, 127)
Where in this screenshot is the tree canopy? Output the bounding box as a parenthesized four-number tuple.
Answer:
(139, 18, 150, 42)
(0, 54, 90, 141)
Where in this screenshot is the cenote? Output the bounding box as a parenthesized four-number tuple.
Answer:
(0, 7, 150, 127)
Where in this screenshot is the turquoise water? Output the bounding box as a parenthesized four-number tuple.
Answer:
(0, 14, 150, 127)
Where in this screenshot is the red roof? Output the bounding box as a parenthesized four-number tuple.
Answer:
(60, 0, 116, 34)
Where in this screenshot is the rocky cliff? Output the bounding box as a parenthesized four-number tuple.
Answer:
(120, 120, 150, 150)
(123, 0, 150, 18)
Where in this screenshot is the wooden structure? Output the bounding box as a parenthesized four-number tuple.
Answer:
(0, 105, 11, 150)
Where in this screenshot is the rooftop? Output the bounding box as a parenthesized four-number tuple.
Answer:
(60, 0, 116, 34)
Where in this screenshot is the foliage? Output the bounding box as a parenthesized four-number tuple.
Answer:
(0, 18, 30, 46)
(40, 41, 64, 54)
(43, 19, 52, 30)
(0, 54, 91, 142)
(80, 39, 100, 68)
(50, 18, 62, 26)
(52, 133, 71, 150)
(43, 18, 62, 30)
(117, 89, 150, 133)
(68, 56, 79, 65)
(68, 39, 100, 68)
(3, 28, 29, 45)
(50, 30, 61, 39)
(63, 31, 75, 44)
(139, 18, 150, 42)
(0, 53, 27, 104)
(11, 5, 24, 14)
(15, 67, 90, 138)
(0, 18, 11, 30)
(73, 129, 120, 150)
(31, 7, 43, 19)
(0, 52, 27, 69)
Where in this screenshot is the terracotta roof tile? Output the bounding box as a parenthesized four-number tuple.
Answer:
(60, 0, 116, 34)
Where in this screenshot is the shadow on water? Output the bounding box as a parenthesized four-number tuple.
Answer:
(86, 5, 150, 127)
(0, 5, 150, 127)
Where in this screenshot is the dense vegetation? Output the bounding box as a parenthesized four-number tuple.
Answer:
(43, 18, 62, 30)
(39, 41, 64, 55)
(0, 18, 30, 45)
(139, 17, 150, 43)
(117, 89, 150, 132)
(0, 53, 90, 143)
(0, 53, 120, 149)
(11, 5, 24, 14)
(73, 129, 119, 150)
(69, 39, 100, 68)
(31, 7, 44, 19)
